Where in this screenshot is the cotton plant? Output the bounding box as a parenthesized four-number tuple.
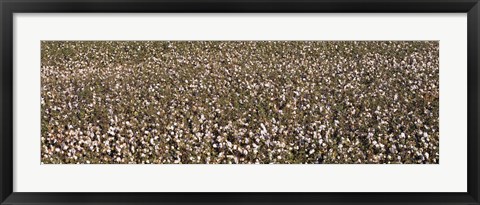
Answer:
(41, 41, 439, 164)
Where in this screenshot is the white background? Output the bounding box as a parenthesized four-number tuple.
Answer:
(13, 13, 467, 192)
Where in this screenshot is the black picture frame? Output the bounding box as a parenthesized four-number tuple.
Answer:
(1, 0, 479, 204)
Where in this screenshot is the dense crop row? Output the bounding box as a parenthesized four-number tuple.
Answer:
(41, 41, 439, 164)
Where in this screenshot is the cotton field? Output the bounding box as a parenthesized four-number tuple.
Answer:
(41, 41, 439, 164)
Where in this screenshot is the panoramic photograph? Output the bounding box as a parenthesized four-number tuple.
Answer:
(41, 41, 439, 164)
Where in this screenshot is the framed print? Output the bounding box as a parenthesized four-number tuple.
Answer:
(1, 0, 479, 204)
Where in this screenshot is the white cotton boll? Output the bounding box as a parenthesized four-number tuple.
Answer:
(260, 123, 267, 134)
(367, 132, 374, 139)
